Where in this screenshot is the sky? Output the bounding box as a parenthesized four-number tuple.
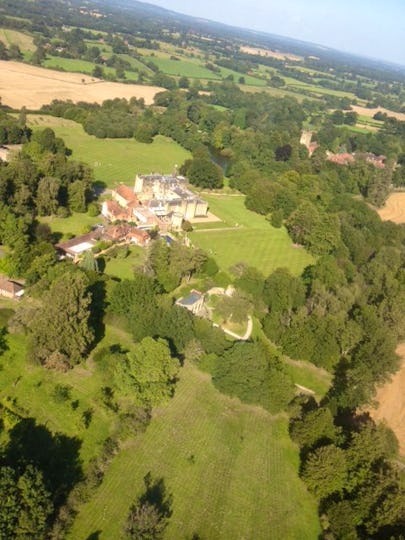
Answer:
(147, 0, 405, 66)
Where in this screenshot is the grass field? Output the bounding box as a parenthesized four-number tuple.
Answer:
(0, 331, 115, 466)
(27, 115, 191, 187)
(0, 28, 35, 52)
(190, 195, 314, 276)
(43, 55, 139, 81)
(69, 362, 320, 540)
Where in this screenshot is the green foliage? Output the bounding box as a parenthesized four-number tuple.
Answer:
(0, 465, 53, 540)
(27, 271, 94, 367)
(114, 337, 180, 406)
(210, 341, 294, 413)
(302, 444, 347, 499)
(181, 158, 224, 189)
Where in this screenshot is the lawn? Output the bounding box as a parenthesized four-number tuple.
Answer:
(27, 115, 191, 188)
(104, 245, 145, 280)
(69, 362, 320, 540)
(39, 212, 101, 238)
(190, 195, 314, 276)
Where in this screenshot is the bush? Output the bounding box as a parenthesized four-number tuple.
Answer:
(87, 202, 100, 217)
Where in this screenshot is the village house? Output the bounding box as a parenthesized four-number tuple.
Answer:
(55, 230, 103, 262)
(0, 277, 25, 299)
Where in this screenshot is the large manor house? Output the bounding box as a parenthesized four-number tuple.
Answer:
(102, 173, 208, 231)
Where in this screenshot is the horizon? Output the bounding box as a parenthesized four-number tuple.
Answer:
(147, 0, 405, 67)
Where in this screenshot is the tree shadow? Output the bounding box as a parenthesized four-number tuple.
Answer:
(4, 418, 83, 508)
(140, 472, 173, 519)
(85, 532, 102, 540)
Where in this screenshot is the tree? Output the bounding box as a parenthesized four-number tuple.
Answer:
(36, 177, 61, 216)
(302, 445, 347, 500)
(114, 337, 179, 406)
(28, 271, 94, 366)
(124, 473, 172, 540)
(182, 158, 223, 189)
(216, 290, 251, 324)
(0, 465, 53, 539)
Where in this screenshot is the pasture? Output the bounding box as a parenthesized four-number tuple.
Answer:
(27, 115, 191, 187)
(190, 194, 314, 276)
(69, 362, 320, 540)
(43, 55, 140, 82)
(0, 60, 163, 109)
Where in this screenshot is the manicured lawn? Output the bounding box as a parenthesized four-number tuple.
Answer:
(27, 115, 191, 188)
(39, 212, 101, 238)
(69, 362, 320, 540)
(104, 246, 145, 280)
(190, 195, 314, 276)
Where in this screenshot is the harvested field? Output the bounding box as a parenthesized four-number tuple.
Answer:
(369, 344, 405, 455)
(0, 60, 163, 109)
(240, 45, 302, 61)
(351, 105, 405, 122)
(377, 192, 405, 224)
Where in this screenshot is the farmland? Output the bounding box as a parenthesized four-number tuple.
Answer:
(69, 362, 320, 540)
(190, 194, 314, 276)
(0, 60, 163, 109)
(27, 115, 191, 188)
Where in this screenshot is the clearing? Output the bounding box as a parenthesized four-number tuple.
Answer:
(376, 192, 405, 224)
(0, 60, 163, 109)
(27, 115, 191, 188)
(369, 344, 405, 455)
(190, 194, 314, 276)
(69, 362, 320, 540)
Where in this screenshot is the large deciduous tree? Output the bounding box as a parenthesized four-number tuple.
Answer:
(28, 271, 94, 367)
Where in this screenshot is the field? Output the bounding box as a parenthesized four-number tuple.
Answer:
(0, 60, 163, 109)
(43, 55, 140, 82)
(369, 344, 405, 456)
(190, 194, 314, 276)
(240, 45, 303, 62)
(376, 192, 405, 224)
(27, 115, 191, 187)
(0, 28, 35, 52)
(351, 105, 405, 122)
(69, 362, 320, 540)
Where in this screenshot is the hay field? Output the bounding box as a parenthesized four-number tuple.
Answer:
(240, 45, 302, 61)
(351, 105, 405, 122)
(0, 60, 163, 109)
(369, 344, 405, 455)
(377, 193, 405, 224)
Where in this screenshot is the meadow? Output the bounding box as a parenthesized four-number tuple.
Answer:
(27, 115, 191, 187)
(43, 55, 140, 81)
(190, 194, 314, 276)
(69, 362, 321, 540)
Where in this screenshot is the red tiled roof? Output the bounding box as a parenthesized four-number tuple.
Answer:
(114, 185, 138, 203)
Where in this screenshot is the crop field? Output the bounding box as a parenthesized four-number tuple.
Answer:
(0, 60, 163, 109)
(27, 115, 191, 187)
(0, 28, 35, 52)
(190, 195, 314, 276)
(376, 192, 405, 224)
(69, 362, 320, 540)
